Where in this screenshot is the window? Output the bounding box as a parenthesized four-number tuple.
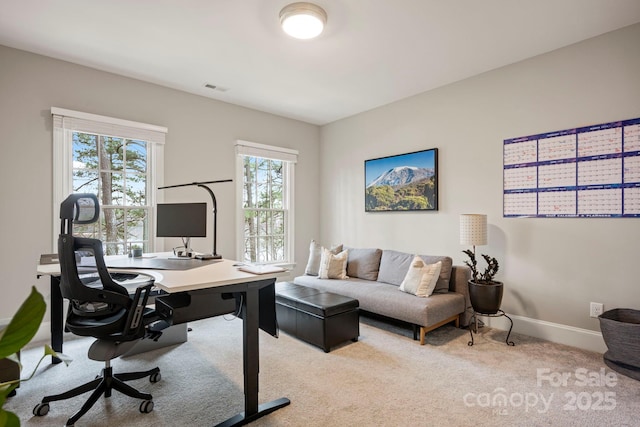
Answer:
(52, 108, 166, 254)
(235, 140, 297, 264)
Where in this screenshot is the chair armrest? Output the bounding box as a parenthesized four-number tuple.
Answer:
(123, 283, 154, 336)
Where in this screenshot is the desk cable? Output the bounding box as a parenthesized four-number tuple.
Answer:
(223, 294, 244, 321)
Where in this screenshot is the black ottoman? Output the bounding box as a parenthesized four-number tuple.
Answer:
(276, 282, 359, 352)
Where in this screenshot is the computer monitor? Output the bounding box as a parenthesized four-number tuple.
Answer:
(156, 202, 207, 257)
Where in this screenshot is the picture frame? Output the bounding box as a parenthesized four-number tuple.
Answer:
(365, 148, 438, 212)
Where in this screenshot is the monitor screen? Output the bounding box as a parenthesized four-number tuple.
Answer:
(156, 203, 207, 238)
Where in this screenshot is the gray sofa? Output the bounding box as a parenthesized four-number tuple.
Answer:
(294, 247, 472, 345)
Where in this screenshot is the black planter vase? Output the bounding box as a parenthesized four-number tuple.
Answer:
(468, 280, 503, 314)
(598, 308, 640, 381)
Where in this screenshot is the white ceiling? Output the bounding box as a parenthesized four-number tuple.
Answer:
(2, 0, 640, 125)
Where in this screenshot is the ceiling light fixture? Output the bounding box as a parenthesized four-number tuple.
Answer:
(279, 2, 327, 40)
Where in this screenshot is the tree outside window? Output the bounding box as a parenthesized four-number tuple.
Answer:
(71, 132, 150, 255)
(242, 156, 287, 263)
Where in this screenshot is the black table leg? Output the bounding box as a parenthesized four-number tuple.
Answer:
(50, 275, 63, 364)
(215, 281, 290, 427)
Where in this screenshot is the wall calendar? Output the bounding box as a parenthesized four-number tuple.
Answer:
(503, 117, 640, 218)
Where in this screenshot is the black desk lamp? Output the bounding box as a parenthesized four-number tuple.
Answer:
(158, 179, 232, 259)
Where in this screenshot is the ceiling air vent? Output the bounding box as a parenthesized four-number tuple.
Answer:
(204, 83, 228, 92)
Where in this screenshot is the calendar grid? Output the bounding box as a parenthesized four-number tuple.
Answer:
(503, 117, 640, 218)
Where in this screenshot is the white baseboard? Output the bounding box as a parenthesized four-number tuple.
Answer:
(31, 316, 607, 354)
(484, 313, 607, 354)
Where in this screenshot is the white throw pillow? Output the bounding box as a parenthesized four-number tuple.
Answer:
(305, 241, 343, 276)
(399, 257, 442, 297)
(318, 248, 349, 279)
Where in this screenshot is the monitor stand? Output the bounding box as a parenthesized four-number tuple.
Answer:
(170, 237, 195, 259)
(169, 237, 222, 260)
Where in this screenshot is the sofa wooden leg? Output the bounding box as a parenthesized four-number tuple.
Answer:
(418, 314, 461, 345)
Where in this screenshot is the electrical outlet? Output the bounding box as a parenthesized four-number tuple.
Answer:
(590, 302, 604, 318)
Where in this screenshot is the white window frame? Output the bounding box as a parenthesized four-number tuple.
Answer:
(235, 140, 297, 265)
(51, 107, 166, 252)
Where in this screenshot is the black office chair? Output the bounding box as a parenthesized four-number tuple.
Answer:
(34, 193, 165, 426)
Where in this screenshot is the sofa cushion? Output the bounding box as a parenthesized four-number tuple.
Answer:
(319, 248, 349, 279)
(305, 240, 343, 276)
(293, 275, 465, 328)
(378, 250, 452, 293)
(398, 258, 442, 297)
(377, 250, 415, 286)
(345, 247, 382, 281)
(423, 256, 453, 294)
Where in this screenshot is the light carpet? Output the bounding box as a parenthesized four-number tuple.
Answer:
(6, 314, 640, 427)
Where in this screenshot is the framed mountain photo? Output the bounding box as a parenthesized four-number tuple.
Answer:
(365, 148, 438, 212)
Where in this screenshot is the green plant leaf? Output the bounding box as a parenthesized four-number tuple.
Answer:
(18, 345, 72, 385)
(44, 344, 73, 366)
(0, 384, 11, 405)
(0, 406, 20, 427)
(0, 383, 20, 427)
(0, 287, 46, 360)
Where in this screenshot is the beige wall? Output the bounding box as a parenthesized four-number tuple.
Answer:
(2, 23, 639, 348)
(0, 45, 320, 321)
(320, 24, 640, 333)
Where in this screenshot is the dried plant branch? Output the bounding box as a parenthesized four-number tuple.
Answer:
(462, 250, 499, 284)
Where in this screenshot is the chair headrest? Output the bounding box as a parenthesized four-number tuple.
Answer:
(60, 193, 100, 224)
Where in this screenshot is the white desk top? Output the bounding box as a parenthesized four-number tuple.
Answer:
(37, 253, 288, 294)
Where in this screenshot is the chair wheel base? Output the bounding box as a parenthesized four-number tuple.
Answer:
(140, 399, 154, 413)
(33, 402, 50, 416)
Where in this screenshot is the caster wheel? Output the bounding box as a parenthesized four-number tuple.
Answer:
(150, 372, 161, 383)
(33, 402, 50, 416)
(140, 400, 154, 413)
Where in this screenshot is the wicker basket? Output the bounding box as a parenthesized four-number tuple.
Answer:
(599, 308, 640, 381)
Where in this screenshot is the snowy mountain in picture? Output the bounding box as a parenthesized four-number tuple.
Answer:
(367, 166, 434, 188)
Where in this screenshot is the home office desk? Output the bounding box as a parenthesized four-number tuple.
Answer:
(37, 256, 291, 427)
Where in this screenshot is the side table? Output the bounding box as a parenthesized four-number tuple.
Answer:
(468, 309, 515, 346)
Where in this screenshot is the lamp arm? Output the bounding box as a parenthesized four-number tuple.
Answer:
(158, 179, 232, 259)
(158, 179, 232, 190)
(197, 184, 218, 257)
